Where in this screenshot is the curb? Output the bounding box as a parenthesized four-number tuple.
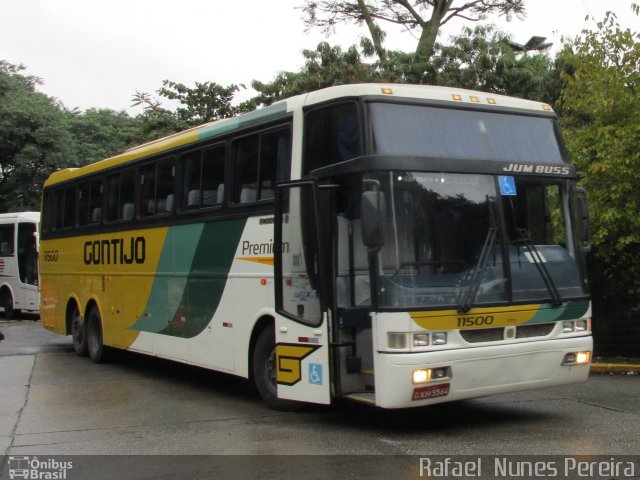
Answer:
(590, 363, 640, 374)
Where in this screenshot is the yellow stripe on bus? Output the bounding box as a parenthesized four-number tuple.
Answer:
(410, 304, 540, 330)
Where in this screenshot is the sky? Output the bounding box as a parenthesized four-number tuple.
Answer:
(1, 0, 639, 114)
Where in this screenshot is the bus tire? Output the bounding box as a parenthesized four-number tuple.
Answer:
(1, 289, 19, 319)
(252, 325, 300, 411)
(70, 304, 88, 357)
(86, 305, 109, 363)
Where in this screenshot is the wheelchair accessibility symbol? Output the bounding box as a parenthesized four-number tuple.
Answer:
(309, 363, 323, 385)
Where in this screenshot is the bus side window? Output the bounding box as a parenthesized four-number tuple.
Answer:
(89, 180, 103, 224)
(233, 135, 259, 204)
(0, 224, 14, 255)
(182, 150, 202, 209)
(52, 187, 76, 230)
(303, 102, 361, 175)
(106, 174, 120, 222)
(202, 145, 225, 206)
(233, 128, 290, 204)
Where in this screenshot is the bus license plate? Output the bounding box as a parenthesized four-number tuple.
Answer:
(412, 383, 450, 401)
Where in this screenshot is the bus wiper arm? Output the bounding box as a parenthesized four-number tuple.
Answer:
(458, 226, 498, 314)
(516, 228, 562, 308)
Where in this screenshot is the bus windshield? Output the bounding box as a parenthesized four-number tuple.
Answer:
(355, 172, 587, 310)
(369, 102, 565, 163)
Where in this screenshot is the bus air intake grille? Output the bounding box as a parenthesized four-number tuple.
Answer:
(460, 323, 556, 343)
(515, 323, 555, 338)
(460, 327, 504, 343)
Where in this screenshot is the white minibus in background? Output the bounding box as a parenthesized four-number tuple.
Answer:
(0, 212, 40, 318)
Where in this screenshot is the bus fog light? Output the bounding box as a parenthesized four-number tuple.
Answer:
(562, 351, 591, 365)
(388, 333, 407, 349)
(575, 320, 588, 332)
(413, 333, 429, 347)
(432, 367, 449, 379)
(413, 369, 431, 384)
(562, 321, 574, 333)
(432, 332, 447, 345)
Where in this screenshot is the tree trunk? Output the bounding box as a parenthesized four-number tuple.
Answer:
(357, 0, 387, 65)
(413, 0, 454, 71)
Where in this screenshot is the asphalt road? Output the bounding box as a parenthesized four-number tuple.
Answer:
(1, 319, 639, 479)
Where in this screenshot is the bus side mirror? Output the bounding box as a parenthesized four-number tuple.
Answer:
(576, 187, 591, 253)
(361, 190, 386, 249)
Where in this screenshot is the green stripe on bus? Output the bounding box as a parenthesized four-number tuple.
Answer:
(198, 103, 288, 141)
(131, 218, 247, 338)
(526, 300, 590, 324)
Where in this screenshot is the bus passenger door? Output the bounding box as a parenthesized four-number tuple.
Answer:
(274, 180, 331, 405)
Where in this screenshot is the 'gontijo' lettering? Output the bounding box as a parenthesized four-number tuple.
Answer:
(84, 237, 146, 265)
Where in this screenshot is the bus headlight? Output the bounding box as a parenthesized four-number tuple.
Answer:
(575, 319, 588, 332)
(432, 332, 448, 345)
(562, 321, 575, 333)
(562, 351, 591, 365)
(413, 367, 451, 384)
(413, 369, 431, 384)
(413, 333, 429, 347)
(388, 333, 407, 349)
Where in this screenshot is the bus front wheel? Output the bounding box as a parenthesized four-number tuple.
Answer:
(252, 325, 300, 411)
(86, 305, 109, 363)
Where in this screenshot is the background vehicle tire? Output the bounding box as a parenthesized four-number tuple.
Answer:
(252, 325, 300, 411)
(70, 304, 88, 356)
(86, 305, 109, 363)
(1, 289, 19, 319)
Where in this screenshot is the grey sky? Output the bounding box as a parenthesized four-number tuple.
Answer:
(1, 0, 638, 113)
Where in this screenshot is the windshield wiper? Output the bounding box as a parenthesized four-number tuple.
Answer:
(515, 228, 562, 308)
(458, 226, 497, 313)
(458, 197, 498, 314)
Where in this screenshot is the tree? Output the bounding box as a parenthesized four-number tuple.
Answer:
(157, 80, 250, 126)
(251, 42, 377, 106)
(558, 8, 640, 353)
(301, 0, 526, 80)
(251, 26, 560, 106)
(559, 11, 640, 289)
(0, 61, 74, 211)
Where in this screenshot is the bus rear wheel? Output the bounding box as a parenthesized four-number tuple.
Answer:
(70, 304, 88, 356)
(252, 325, 300, 411)
(86, 305, 109, 363)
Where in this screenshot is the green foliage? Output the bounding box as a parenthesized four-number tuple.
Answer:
(559, 12, 640, 301)
(251, 27, 561, 106)
(251, 42, 378, 106)
(158, 80, 245, 125)
(0, 61, 142, 212)
(0, 61, 75, 211)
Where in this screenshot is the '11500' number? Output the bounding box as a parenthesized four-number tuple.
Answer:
(457, 315, 494, 328)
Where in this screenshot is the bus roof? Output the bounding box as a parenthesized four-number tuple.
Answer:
(44, 83, 555, 187)
(0, 211, 40, 220)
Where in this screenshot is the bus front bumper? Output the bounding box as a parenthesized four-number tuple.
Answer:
(373, 336, 593, 409)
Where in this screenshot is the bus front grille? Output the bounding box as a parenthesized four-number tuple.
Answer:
(460, 323, 555, 343)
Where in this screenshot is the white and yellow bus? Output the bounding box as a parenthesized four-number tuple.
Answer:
(40, 84, 592, 409)
(0, 212, 40, 318)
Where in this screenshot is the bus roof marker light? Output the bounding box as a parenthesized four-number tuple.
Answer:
(487, 98, 497, 105)
(542, 103, 552, 111)
(470, 96, 480, 103)
(452, 94, 462, 101)
(381, 87, 394, 95)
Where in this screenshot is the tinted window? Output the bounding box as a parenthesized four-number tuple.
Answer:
(181, 145, 225, 210)
(233, 128, 290, 203)
(304, 102, 361, 174)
